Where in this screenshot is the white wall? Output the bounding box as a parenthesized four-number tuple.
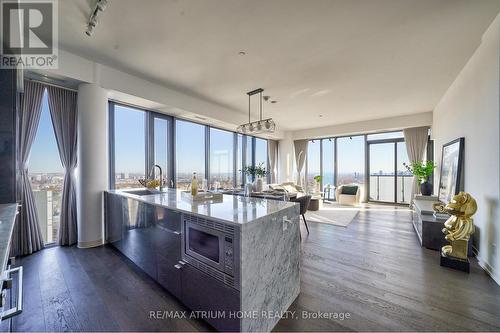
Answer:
(292, 112, 433, 140)
(433, 14, 500, 284)
(77, 83, 109, 248)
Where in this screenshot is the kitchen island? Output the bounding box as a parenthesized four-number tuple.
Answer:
(104, 189, 300, 332)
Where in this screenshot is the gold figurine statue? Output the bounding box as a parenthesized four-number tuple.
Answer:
(433, 192, 477, 260)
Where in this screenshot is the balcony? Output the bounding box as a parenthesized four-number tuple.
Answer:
(369, 174, 413, 203)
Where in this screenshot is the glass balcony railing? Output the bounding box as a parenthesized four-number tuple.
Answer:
(369, 174, 413, 203)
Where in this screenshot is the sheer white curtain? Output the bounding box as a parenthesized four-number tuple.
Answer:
(403, 126, 430, 203)
(293, 140, 308, 187)
(267, 140, 278, 183)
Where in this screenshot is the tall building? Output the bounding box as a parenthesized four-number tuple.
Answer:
(34, 190, 53, 244)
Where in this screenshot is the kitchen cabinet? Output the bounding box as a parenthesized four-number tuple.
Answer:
(181, 263, 240, 332)
(104, 195, 183, 298)
(105, 189, 300, 332)
(153, 208, 182, 299)
(104, 192, 125, 247)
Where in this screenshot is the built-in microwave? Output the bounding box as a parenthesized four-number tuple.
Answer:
(181, 214, 240, 289)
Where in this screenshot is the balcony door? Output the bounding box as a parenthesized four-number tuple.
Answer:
(368, 139, 411, 204)
(369, 142, 396, 202)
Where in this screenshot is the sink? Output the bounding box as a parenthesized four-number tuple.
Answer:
(122, 189, 162, 196)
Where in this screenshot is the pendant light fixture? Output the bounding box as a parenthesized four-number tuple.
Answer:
(237, 88, 276, 134)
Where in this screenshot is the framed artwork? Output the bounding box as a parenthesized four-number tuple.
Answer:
(438, 137, 465, 203)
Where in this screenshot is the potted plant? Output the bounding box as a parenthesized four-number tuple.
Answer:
(313, 175, 322, 194)
(403, 161, 436, 196)
(241, 162, 268, 192)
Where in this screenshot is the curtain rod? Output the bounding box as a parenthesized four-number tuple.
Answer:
(24, 77, 78, 92)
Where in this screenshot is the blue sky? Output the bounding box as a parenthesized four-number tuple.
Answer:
(28, 92, 63, 174)
(114, 105, 146, 174)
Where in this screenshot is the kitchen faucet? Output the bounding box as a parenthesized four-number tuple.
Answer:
(149, 164, 164, 191)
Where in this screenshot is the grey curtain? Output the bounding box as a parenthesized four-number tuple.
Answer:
(267, 140, 278, 183)
(46, 86, 78, 246)
(403, 126, 430, 203)
(12, 80, 45, 256)
(293, 140, 308, 187)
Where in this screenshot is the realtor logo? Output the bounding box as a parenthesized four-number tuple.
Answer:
(1, 0, 58, 68)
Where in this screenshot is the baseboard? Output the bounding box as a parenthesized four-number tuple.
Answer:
(473, 245, 500, 286)
(77, 238, 103, 248)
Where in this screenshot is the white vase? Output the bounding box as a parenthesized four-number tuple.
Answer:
(254, 177, 263, 192)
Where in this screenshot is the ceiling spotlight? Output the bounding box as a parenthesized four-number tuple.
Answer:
(85, 0, 108, 37)
(96, 0, 108, 11)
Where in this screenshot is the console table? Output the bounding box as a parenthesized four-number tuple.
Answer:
(412, 197, 472, 255)
(412, 198, 447, 250)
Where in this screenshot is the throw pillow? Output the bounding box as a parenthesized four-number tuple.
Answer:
(341, 185, 358, 195)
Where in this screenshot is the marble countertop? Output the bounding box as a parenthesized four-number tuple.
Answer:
(0, 203, 18, 277)
(107, 189, 298, 225)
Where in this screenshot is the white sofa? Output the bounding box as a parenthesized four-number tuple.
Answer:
(268, 182, 305, 196)
(335, 184, 361, 206)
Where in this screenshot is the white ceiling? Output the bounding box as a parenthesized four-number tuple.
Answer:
(58, 0, 500, 131)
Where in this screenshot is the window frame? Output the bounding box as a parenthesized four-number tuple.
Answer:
(307, 130, 432, 205)
(108, 101, 270, 190)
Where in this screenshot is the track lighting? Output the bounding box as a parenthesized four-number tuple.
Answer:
(86, 0, 109, 37)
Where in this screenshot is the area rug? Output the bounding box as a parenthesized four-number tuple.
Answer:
(306, 202, 359, 227)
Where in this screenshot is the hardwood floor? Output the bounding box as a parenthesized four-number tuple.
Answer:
(4, 207, 500, 332)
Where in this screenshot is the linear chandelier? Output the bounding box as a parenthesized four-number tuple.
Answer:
(237, 88, 276, 134)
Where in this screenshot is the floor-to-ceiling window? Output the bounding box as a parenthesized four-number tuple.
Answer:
(176, 120, 206, 190)
(337, 135, 365, 186)
(29, 90, 63, 244)
(153, 117, 168, 182)
(209, 128, 234, 189)
(108, 102, 270, 191)
(306, 140, 321, 190)
(322, 138, 335, 189)
(245, 136, 254, 183)
(236, 134, 244, 187)
(306, 131, 428, 204)
(369, 143, 395, 202)
(113, 105, 146, 189)
(397, 142, 412, 203)
(255, 137, 269, 183)
(367, 131, 412, 204)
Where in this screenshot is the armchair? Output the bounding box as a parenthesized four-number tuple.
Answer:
(335, 184, 361, 206)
